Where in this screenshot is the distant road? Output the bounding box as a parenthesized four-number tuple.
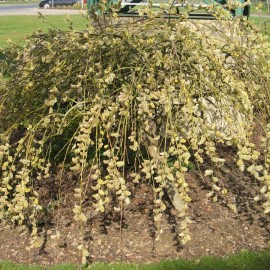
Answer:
(0, 3, 37, 10)
(0, 3, 86, 15)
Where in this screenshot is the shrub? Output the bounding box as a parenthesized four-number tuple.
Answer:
(0, 14, 270, 261)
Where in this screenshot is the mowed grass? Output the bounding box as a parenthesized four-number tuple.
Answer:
(0, 250, 270, 270)
(0, 15, 88, 47)
(250, 1, 270, 16)
(250, 16, 270, 33)
(1, 14, 270, 49)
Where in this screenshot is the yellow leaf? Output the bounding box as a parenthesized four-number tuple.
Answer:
(72, 205, 81, 214)
(24, 188, 31, 193)
(212, 184, 221, 192)
(77, 244, 83, 250)
(99, 189, 105, 196)
(80, 213, 87, 222)
(227, 204, 237, 213)
(167, 173, 174, 181)
(98, 179, 104, 185)
(82, 249, 89, 257)
(222, 188, 228, 195)
(204, 169, 213, 177)
(116, 161, 125, 167)
(99, 205, 105, 212)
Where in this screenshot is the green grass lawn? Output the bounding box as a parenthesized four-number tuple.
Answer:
(0, 15, 88, 47)
(0, 14, 270, 49)
(249, 16, 270, 33)
(0, 250, 270, 269)
(250, 1, 270, 15)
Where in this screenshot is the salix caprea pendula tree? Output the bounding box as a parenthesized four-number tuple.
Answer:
(0, 12, 270, 262)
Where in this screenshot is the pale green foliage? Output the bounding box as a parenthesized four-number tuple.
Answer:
(0, 15, 270, 255)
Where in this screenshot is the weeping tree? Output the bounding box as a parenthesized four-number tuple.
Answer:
(0, 13, 270, 262)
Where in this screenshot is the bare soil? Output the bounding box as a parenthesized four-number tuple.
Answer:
(0, 146, 269, 266)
